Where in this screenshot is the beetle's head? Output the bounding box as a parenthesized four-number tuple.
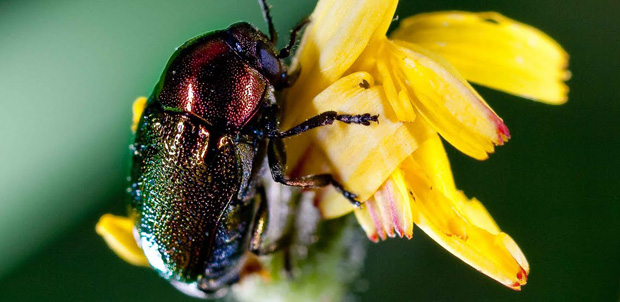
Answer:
(226, 22, 288, 89)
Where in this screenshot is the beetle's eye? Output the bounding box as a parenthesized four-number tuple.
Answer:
(225, 35, 243, 53)
(257, 41, 281, 80)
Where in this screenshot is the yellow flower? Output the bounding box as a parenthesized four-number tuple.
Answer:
(96, 0, 569, 293)
(282, 0, 568, 290)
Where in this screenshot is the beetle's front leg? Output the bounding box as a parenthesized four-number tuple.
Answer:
(269, 111, 378, 139)
(267, 138, 362, 207)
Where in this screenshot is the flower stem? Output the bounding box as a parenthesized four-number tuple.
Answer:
(232, 214, 368, 302)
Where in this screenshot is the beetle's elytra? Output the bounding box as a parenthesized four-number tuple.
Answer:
(128, 0, 378, 297)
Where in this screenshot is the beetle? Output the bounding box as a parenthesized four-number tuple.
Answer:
(127, 0, 378, 297)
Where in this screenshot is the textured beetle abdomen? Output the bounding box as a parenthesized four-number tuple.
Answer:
(157, 35, 267, 130)
(129, 104, 244, 283)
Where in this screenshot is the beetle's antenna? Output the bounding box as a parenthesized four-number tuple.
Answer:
(258, 0, 277, 44)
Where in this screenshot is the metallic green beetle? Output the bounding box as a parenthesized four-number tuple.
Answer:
(128, 0, 377, 297)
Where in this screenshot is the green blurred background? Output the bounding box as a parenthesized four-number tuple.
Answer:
(0, 0, 618, 300)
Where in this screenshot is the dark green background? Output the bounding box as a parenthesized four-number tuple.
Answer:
(0, 0, 618, 301)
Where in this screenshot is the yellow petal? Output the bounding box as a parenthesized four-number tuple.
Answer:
(357, 176, 415, 241)
(366, 197, 390, 241)
(413, 133, 501, 234)
(375, 54, 417, 122)
(388, 40, 510, 160)
(385, 168, 415, 239)
(131, 96, 147, 132)
(398, 155, 528, 290)
(354, 186, 414, 242)
(96, 214, 149, 267)
(410, 133, 458, 200)
(286, 72, 433, 215)
(319, 186, 358, 220)
(373, 181, 398, 239)
(354, 204, 380, 242)
(284, 0, 398, 128)
(392, 11, 569, 104)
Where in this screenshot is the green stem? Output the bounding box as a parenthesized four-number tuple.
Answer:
(232, 214, 368, 302)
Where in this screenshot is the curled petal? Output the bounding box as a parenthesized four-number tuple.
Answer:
(385, 170, 415, 239)
(332, 170, 415, 241)
(392, 11, 569, 104)
(352, 168, 417, 241)
(372, 175, 411, 239)
(354, 203, 380, 243)
(365, 197, 390, 241)
(387, 40, 510, 160)
(96, 214, 149, 267)
(413, 134, 502, 234)
(355, 186, 410, 242)
(351, 132, 528, 289)
(395, 136, 529, 289)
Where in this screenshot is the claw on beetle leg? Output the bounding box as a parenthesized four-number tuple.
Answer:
(329, 181, 362, 207)
(239, 253, 271, 283)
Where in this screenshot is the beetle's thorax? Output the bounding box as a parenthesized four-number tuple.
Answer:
(156, 31, 270, 131)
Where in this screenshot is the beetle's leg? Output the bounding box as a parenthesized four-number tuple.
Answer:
(283, 247, 294, 279)
(278, 17, 310, 59)
(249, 185, 293, 255)
(269, 111, 379, 139)
(249, 186, 277, 254)
(258, 0, 277, 44)
(268, 138, 362, 207)
(248, 184, 297, 279)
